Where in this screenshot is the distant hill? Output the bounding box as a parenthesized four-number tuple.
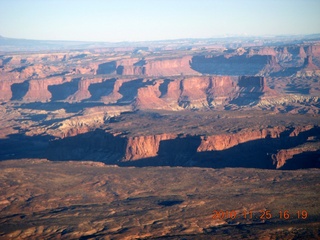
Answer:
(0, 33, 320, 52)
(0, 35, 111, 52)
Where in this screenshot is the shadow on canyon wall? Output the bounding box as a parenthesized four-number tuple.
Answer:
(190, 55, 270, 75)
(1, 128, 319, 170)
(87, 78, 116, 101)
(0, 132, 53, 160)
(96, 61, 117, 74)
(11, 81, 29, 100)
(279, 150, 320, 170)
(117, 78, 153, 103)
(119, 128, 320, 170)
(48, 78, 80, 101)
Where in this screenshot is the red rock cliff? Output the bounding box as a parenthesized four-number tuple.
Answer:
(122, 125, 317, 162)
(67, 78, 105, 102)
(23, 77, 66, 102)
(197, 127, 287, 152)
(144, 56, 199, 76)
(0, 80, 17, 101)
(124, 134, 177, 160)
(134, 80, 171, 110)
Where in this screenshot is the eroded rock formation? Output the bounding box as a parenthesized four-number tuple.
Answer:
(43, 124, 319, 170)
(1, 39, 320, 169)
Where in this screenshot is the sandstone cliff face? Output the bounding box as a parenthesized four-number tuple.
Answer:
(272, 148, 304, 169)
(116, 58, 145, 75)
(289, 125, 314, 137)
(303, 56, 319, 70)
(272, 142, 320, 169)
(144, 56, 199, 76)
(207, 76, 236, 106)
(133, 76, 238, 110)
(134, 81, 171, 110)
(256, 47, 277, 56)
(0, 80, 16, 101)
(119, 125, 315, 162)
(66, 78, 107, 102)
(295, 55, 320, 77)
(179, 77, 210, 108)
(178, 76, 236, 108)
(66, 78, 91, 102)
(299, 46, 307, 59)
(307, 45, 320, 56)
(0, 72, 308, 111)
(95, 56, 199, 77)
(263, 56, 283, 73)
(197, 127, 286, 152)
(23, 79, 53, 102)
(268, 125, 320, 168)
(100, 78, 127, 104)
(124, 134, 177, 160)
(231, 76, 275, 105)
(162, 79, 182, 105)
(22, 77, 70, 102)
(190, 44, 320, 77)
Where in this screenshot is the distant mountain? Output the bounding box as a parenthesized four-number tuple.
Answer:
(1, 33, 320, 52)
(0, 35, 110, 52)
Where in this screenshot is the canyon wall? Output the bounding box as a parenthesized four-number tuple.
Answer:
(133, 76, 238, 110)
(46, 130, 127, 163)
(2, 42, 320, 105)
(0, 74, 275, 109)
(197, 127, 286, 151)
(190, 54, 271, 75)
(272, 144, 320, 169)
(124, 134, 177, 160)
(45, 125, 320, 169)
(0, 80, 18, 101)
(96, 56, 199, 76)
(144, 56, 199, 76)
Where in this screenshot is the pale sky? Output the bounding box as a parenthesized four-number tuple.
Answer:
(0, 0, 319, 42)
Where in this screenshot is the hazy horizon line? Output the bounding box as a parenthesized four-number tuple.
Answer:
(1, 33, 320, 44)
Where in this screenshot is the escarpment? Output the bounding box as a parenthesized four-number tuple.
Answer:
(272, 142, 320, 169)
(0, 80, 18, 101)
(96, 56, 199, 76)
(129, 76, 248, 110)
(1, 40, 320, 170)
(231, 76, 277, 106)
(1, 41, 320, 109)
(190, 54, 272, 75)
(124, 134, 177, 160)
(122, 125, 319, 162)
(1, 72, 317, 111)
(197, 127, 287, 152)
(144, 56, 199, 76)
(44, 124, 320, 169)
(178, 76, 237, 108)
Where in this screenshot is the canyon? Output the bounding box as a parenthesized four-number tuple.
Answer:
(0, 35, 320, 239)
(1, 37, 319, 169)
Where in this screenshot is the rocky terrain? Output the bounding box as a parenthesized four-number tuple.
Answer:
(0, 35, 320, 238)
(0, 159, 319, 239)
(1, 37, 319, 168)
